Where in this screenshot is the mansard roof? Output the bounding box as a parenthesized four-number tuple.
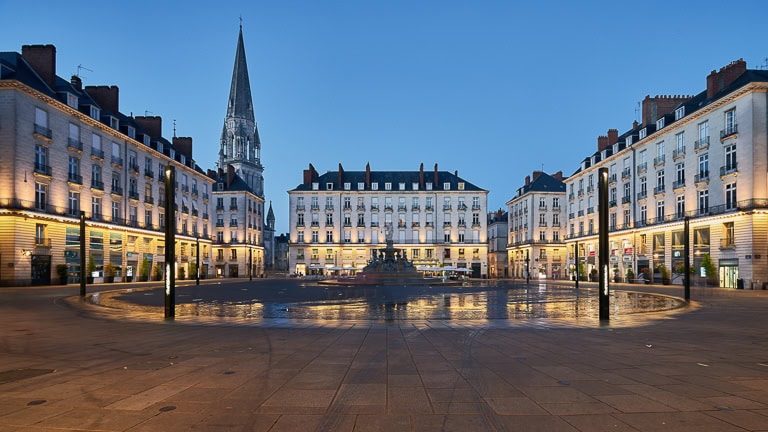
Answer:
(291, 168, 486, 192)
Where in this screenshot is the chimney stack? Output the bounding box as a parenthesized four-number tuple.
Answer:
(419, 163, 424, 189)
(172, 137, 193, 160)
(303, 163, 319, 185)
(338, 163, 344, 188)
(21, 44, 56, 90)
(707, 58, 747, 99)
(365, 162, 371, 188)
(226, 164, 235, 187)
(597, 135, 609, 152)
(532, 171, 543, 182)
(641, 94, 691, 127)
(607, 129, 619, 145)
(525, 175, 531, 186)
(434, 163, 439, 185)
(134, 116, 162, 138)
(85, 85, 119, 112)
(552, 170, 564, 181)
(70, 75, 82, 91)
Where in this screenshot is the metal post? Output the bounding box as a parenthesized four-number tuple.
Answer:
(196, 237, 200, 286)
(598, 168, 610, 321)
(80, 211, 86, 297)
(249, 247, 253, 281)
(684, 216, 690, 302)
(525, 250, 530, 284)
(575, 240, 579, 290)
(164, 165, 176, 319)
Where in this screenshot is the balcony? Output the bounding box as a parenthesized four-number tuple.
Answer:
(672, 147, 686, 160)
(609, 199, 617, 207)
(202, 193, 209, 201)
(34, 162, 52, 176)
(472, 204, 481, 210)
(203, 213, 209, 220)
(216, 204, 225, 211)
(425, 222, 433, 227)
(720, 124, 738, 140)
(91, 180, 104, 190)
(295, 204, 305, 211)
(621, 168, 631, 180)
(412, 222, 420, 227)
(158, 172, 166, 181)
(357, 204, 366, 211)
(653, 185, 665, 195)
(229, 221, 238, 227)
(371, 222, 379, 227)
(672, 179, 685, 190)
(192, 209, 199, 217)
(539, 204, 547, 210)
(67, 172, 83, 185)
(538, 221, 547, 227)
(144, 196, 154, 205)
(411, 205, 420, 211)
(311, 221, 319, 227)
(144, 169, 154, 178)
(91, 148, 105, 160)
(621, 195, 631, 204)
(111, 186, 123, 196)
(343, 204, 352, 211)
(720, 164, 738, 177)
(158, 200, 166, 208)
(33, 124, 52, 139)
(568, 193, 575, 200)
(694, 171, 709, 184)
(442, 205, 452, 211)
(425, 205, 433, 211)
(370, 205, 379, 211)
(577, 189, 584, 197)
(653, 155, 665, 167)
(111, 156, 123, 167)
(587, 206, 594, 214)
(128, 163, 140, 174)
(398, 222, 406, 228)
(577, 210, 584, 217)
(568, 212, 574, 219)
(637, 190, 647, 200)
(230, 205, 238, 211)
(458, 204, 468, 211)
(182, 185, 189, 193)
(325, 205, 335, 211)
(67, 138, 83, 151)
(694, 136, 710, 151)
(129, 191, 139, 200)
(443, 221, 451, 227)
(609, 173, 617, 184)
(720, 238, 735, 250)
(398, 205, 407, 211)
(191, 188, 198, 197)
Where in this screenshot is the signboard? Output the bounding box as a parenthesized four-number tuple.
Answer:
(610, 255, 619, 264)
(623, 255, 632, 262)
(589, 251, 595, 257)
(624, 247, 633, 255)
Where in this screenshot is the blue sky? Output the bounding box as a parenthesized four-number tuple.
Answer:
(4, 1, 768, 233)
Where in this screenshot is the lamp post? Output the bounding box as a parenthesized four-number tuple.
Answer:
(574, 240, 579, 290)
(525, 250, 530, 284)
(598, 167, 609, 321)
(249, 247, 253, 281)
(684, 216, 690, 302)
(196, 236, 200, 286)
(164, 165, 176, 320)
(80, 210, 86, 297)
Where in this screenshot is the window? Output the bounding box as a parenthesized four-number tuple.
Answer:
(326, 182, 333, 190)
(145, 210, 152, 227)
(657, 170, 665, 191)
(399, 182, 405, 190)
(724, 109, 736, 134)
(656, 117, 665, 130)
(676, 195, 685, 218)
(372, 182, 378, 191)
(698, 190, 709, 214)
(412, 182, 419, 190)
(640, 177, 647, 194)
(325, 213, 333, 226)
(343, 196, 351, 209)
(640, 205, 647, 224)
(34, 107, 48, 129)
(443, 182, 450, 190)
(676, 132, 685, 153)
(444, 230, 450, 242)
(426, 182, 432, 191)
(539, 230, 546, 241)
(112, 202, 120, 221)
(725, 183, 737, 209)
(675, 106, 685, 120)
(35, 224, 47, 245)
(656, 141, 665, 158)
(698, 154, 709, 178)
(676, 163, 685, 184)
(312, 182, 319, 190)
(231, 249, 237, 260)
(68, 191, 80, 215)
(699, 121, 709, 140)
(344, 182, 350, 190)
(384, 182, 392, 190)
(35, 183, 47, 210)
(92, 197, 101, 220)
(624, 209, 631, 226)
(297, 231, 305, 243)
(311, 231, 319, 243)
(656, 200, 664, 221)
(723, 222, 735, 247)
(326, 230, 333, 242)
(357, 182, 364, 190)
(725, 144, 737, 171)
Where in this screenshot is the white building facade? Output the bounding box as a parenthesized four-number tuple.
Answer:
(288, 163, 489, 277)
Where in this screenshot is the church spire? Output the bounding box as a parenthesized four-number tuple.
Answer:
(227, 24, 255, 122)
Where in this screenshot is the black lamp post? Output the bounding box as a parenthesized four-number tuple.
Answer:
(196, 236, 200, 286)
(164, 165, 176, 320)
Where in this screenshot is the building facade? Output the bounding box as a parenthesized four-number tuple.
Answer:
(506, 171, 567, 279)
(486, 209, 508, 278)
(288, 163, 489, 277)
(564, 59, 768, 288)
(0, 28, 267, 286)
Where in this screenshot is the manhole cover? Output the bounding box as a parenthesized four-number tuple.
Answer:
(0, 369, 55, 384)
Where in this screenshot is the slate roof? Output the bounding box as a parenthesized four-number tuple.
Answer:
(291, 169, 486, 192)
(226, 25, 256, 123)
(512, 172, 565, 199)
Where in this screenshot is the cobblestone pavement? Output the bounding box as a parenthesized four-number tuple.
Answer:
(1, 279, 768, 431)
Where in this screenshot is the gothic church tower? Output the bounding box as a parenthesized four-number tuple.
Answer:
(218, 24, 264, 197)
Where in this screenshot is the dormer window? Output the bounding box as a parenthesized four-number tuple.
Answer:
(127, 126, 135, 139)
(89, 106, 100, 120)
(426, 182, 432, 190)
(344, 182, 351, 190)
(399, 182, 405, 190)
(613, 143, 619, 153)
(311, 182, 319, 190)
(443, 182, 450, 190)
(326, 182, 333, 190)
(656, 117, 665, 130)
(157, 142, 163, 153)
(180, 155, 186, 165)
(66, 93, 78, 109)
(384, 182, 392, 190)
(357, 182, 364, 190)
(169, 149, 175, 159)
(143, 134, 150, 146)
(639, 128, 647, 139)
(675, 106, 685, 120)
(372, 182, 379, 191)
(626, 136, 633, 146)
(412, 182, 419, 190)
(458, 182, 465, 190)
(110, 116, 119, 130)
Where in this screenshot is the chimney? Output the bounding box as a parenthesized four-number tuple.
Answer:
(365, 162, 371, 188)
(633, 120, 639, 129)
(532, 170, 543, 182)
(172, 137, 193, 160)
(303, 163, 318, 185)
(454, 170, 458, 177)
(337, 163, 344, 188)
(707, 58, 747, 99)
(85, 85, 119, 112)
(552, 170, 563, 181)
(525, 175, 531, 186)
(226, 164, 235, 187)
(207, 169, 217, 178)
(21, 44, 56, 90)
(70, 75, 82, 91)
(597, 135, 609, 152)
(419, 163, 424, 189)
(641, 94, 691, 127)
(134, 116, 162, 138)
(607, 129, 619, 145)
(434, 163, 438, 185)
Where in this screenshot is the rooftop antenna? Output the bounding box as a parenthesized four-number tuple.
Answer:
(758, 57, 768, 70)
(144, 110, 153, 116)
(75, 64, 93, 80)
(634, 101, 641, 123)
(173, 119, 177, 138)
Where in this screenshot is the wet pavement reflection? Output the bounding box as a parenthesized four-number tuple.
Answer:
(89, 281, 686, 324)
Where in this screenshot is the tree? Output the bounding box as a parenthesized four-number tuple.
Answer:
(659, 263, 671, 285)
(139, 257, 150, 281)
(700, 253, 717, 286)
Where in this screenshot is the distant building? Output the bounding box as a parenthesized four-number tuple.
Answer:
(506, 171, 567, 279)
(486, 209, 508, 278)
(564, 59, 768, 288)
(274, 233, 289, 272)
(288, 163, 489, 277)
